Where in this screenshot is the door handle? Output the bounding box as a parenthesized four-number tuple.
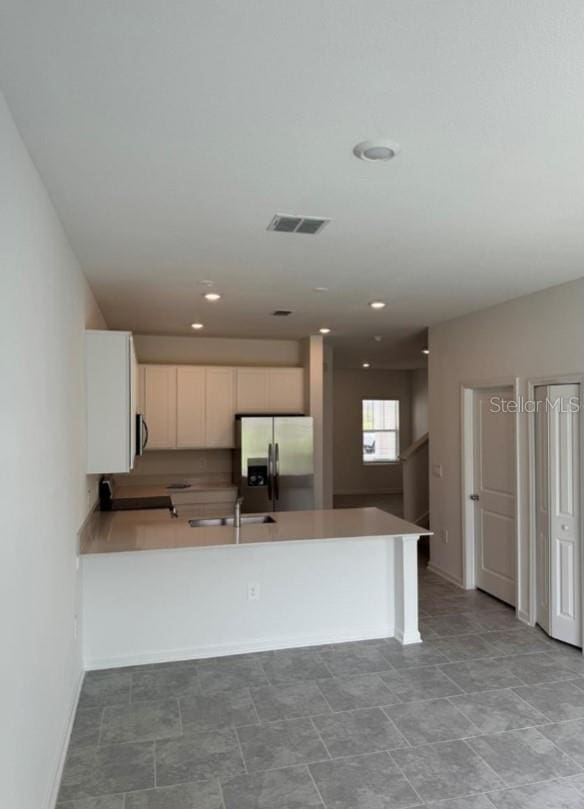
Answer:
(274, 442, 280, 500)
(470, 494, 479, 501)
(267, 443, 273, 501)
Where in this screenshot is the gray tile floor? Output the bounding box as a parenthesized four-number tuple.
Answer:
(57, 563, 584, 809)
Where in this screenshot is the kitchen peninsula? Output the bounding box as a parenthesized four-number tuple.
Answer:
(80, 507, 430, 670)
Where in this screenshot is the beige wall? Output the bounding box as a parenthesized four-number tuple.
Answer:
(1, 91, 105, 809)
(429, 277, 584, 619)
(411, 367, 428, 441)
(333, 369, 412, 495)
(125, 449, 232, 482)
(134, 334, 301, 366)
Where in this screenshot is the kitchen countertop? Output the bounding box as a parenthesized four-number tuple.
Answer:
(80, 507, 432, 555)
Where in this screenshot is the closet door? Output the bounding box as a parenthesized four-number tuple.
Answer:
(548, 384, 581, 646)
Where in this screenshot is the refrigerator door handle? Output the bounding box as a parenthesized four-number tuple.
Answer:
(267, 443, 274, 501)
(274, 442, 280, 500)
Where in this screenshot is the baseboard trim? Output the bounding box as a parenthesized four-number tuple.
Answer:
(46, 667, 84, 809)
(517, 609, 533, 626)
(395, 628, 422, 646)
(426, 562, 465, 589)
(334, 489, 403, 497)
(84, 626, 394, 670)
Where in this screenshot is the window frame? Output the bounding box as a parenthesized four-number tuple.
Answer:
(361, 398, 400, 465)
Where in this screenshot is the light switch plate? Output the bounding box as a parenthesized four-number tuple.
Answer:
(432, 464, 443, 478)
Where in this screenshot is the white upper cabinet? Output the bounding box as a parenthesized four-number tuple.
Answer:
(86, 330, 137, 473)
(236, 367, 305, 414)
(136, 364, 305, 451)
(142, 365, 177, 449)
(236, 367, 270, 413)
(267, 368, 305, 413)
(205, 367, 236, 447)
(176, 366, 206, 448)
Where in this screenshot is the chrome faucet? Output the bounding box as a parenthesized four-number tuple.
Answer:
(234, 496, 244, 529)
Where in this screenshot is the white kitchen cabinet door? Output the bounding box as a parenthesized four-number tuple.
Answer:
(268, 368, 305, 413)
(176, 366, 206, 448)
(236, 368, 270, 413)
(86, 330, 137, 473)
(143, 365, 177, 449)
(205, 367, 236, 447)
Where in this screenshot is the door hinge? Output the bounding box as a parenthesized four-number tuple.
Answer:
(470, 494, 480, 501)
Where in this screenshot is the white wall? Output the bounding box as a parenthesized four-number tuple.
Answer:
(134, 333, 301, 366)
(0, 91, 106, 809)
(126, 448, 232, 482)
(411, 367, 428, 441)
(429, 277, 584, 617)
(333, 369, 412, 495)
(82, 539, 397, 668)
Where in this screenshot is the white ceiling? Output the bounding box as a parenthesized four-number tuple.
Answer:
(1, 1, 584, 367)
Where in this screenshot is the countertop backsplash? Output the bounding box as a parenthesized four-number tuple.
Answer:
(121, 448, 232, 484)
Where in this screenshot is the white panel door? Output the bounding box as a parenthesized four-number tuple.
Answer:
(176, 366, 206, 448)
(473, 388, 516, 605)
(143, 365, 177, 449)
(535, 386, 551, 635)
(236, 368, 269, 413)
(268, 368, 304, 413)
(548, 384, 581, 646)
(205, 367, 236, 448)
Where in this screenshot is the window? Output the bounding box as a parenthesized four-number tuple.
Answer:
(362, 399, 400, 463)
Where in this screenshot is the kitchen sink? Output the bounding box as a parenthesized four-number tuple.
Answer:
(188, 515, 276, 528)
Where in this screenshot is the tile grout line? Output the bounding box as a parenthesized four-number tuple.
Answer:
(385, 749, 426, 806)
(308, 716, 334, 761)
(216, 776, 228, 809)
(305, 764, 329, 809)
(232, 726, 249, 774)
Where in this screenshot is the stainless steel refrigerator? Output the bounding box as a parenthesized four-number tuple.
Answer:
(234, 415, 314, 512)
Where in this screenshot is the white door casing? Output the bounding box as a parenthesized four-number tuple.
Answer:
(535, 386, 551, 635)
(473, 388, 516, 606)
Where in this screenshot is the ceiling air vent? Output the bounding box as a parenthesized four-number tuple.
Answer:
(267, 214, 331, 235)
(273, 310, 293, 317)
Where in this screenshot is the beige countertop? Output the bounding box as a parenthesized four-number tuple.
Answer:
(80, 507, 431, 555)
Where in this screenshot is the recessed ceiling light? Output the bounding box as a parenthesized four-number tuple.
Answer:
(362, 362, 371, 369)
(422, 348, 430, 355)
(353, 140, 401, 162)
(319, 328, 331, 335)
(191, 322, 204, 330)
(313, 286, 329, 292)
(369, 300, 387, 310)
(203, 292, 222, 302)
(373, 336, 383, 343)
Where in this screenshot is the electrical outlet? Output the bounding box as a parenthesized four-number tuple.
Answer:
(442, 528, 449, 544)
(248, 582, 260, 601)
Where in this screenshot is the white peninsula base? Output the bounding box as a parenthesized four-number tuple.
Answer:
(81, 509, 427, 670)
